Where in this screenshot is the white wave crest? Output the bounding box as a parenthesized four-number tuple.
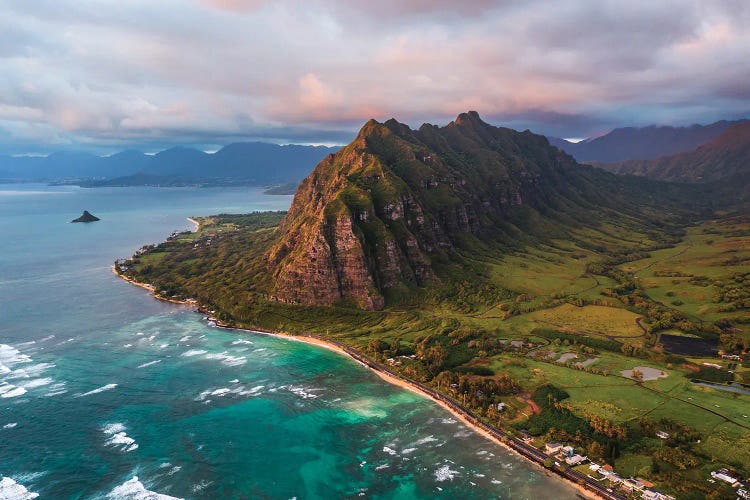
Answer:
(102, 423, 138, 452)
(181, 350, 207, 357)
(76, 383, 117, 397)
(107, 476, 182, 499)
(204, 352, 246, 367)
(0, 384, 27, 398)
(414, 435, 438, 446)
(137, 360, 162, 369)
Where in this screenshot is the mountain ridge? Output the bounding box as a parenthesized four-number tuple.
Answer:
(599, 122, 750, 186)
(549, 119, 749, 162)
(0, 142, 339, 185)
(266, 111, 681, 311)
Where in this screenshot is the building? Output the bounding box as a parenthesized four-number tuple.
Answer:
(565, 454, 587, 466)
(621, 478, 645, 492)
(588, 463, 601, 472)
(562, 445, 574, 457)
(545, 442, 563, 454)
(642, 490, 676, 500)
(655, 430, 669, 439)
(721, 354, 742, 361)
(608, 473, 623, 484)
(711, 468, 740, 486)
(737, 488, 749, 499)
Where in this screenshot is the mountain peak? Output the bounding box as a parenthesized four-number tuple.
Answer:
(454, 110, 486, 127)
(265, 113, 609, 311)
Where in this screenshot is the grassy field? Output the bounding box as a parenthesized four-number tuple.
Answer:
(526, 304, 644, 339)
(620, 217, 750, 340)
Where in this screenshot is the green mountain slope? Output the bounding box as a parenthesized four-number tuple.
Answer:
(266, 111, 689, 310)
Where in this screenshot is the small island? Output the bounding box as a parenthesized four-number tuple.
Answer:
(71, 210, 100, 223)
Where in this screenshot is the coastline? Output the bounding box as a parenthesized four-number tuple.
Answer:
(113, 270, 600, 499)
(186, 217, 200, 231)
(239, 328, 597, 500)
(111, 266, 197, 306)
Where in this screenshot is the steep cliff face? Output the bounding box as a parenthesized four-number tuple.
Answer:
(266, 111, 602, 310)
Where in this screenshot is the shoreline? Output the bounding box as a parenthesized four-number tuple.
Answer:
(113, 270, 600, 499)
(233, 328, 597, 499)
(111, 266, 197, 306)
(186, 217, 200, 231)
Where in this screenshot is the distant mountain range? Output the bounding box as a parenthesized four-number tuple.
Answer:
(548, 119, 749, 162)
(598, 123, 750, 193)
(0, 142, 340, 186)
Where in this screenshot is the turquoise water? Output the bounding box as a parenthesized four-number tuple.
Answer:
(0, 184, 575, 499)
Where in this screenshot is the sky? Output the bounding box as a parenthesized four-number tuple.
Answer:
(1, 0, 749, 155)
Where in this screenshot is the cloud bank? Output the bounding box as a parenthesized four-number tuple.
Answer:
(0, 0, 748, 153)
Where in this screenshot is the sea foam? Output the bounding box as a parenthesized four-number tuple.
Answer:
(0, 477, 39, 499)
(181, 349, 207, 357)
(102, 423, 138, 452)
(107, 476, 182, 499)
(204, 352, 246, 367)
(434, 464, 460, 482)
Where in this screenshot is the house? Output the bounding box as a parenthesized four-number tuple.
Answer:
(519, 430, 533, 443)
(608, 474, 623, 484)
(545, 442, 563, 454)
(722, 354, 742, 361)
(656, 430, 670, 439)
(711, 468, 740, 486)
(637, 478, 655, 489)
(737, 488, 749, 499)
(496, 402, 506, 411)
(642, 490, 675, 500)
(602, 464, 614, 474)
(621, 478, 645, 492)
(589, 463, 601, 472)
(562, 445, 574, 457)
(565, 454, 587, 466)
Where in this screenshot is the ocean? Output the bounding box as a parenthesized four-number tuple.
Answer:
(0, 184, 575, 499)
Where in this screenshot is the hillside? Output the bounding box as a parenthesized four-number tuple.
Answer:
(549, 119, 748, 162)
(599, 123, 750, 187)
(266, 111, 688, 310)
